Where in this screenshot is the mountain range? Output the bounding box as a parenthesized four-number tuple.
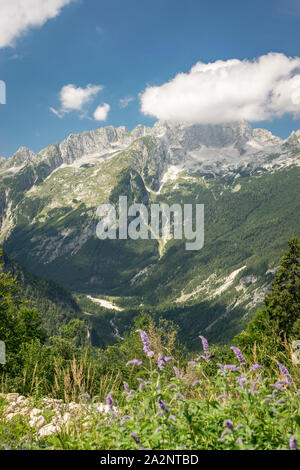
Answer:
(1, 120, 299, 348)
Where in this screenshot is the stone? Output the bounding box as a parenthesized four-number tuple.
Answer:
(38, 423, 61, 438)
(30, 408, 42, 419)
(29, 415, 46, 430)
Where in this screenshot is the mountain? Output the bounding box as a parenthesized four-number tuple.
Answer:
(1, 120, 299, 348)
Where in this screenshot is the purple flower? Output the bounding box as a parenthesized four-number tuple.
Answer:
(199, 335, 210, 355)
(218, 429, 232, 441)
(126, 359, 142, 366)
(137, 330, 154, 357)
(271, 381, 285, 391)
(123, 381, 129, 392)
(218, 394, 228, 400)
(173, 366, 180, 377)
(276, 398, 286, 404)
(236, 374, 247, 387)
(188, 361, 197, 365)
(157, 353, 174, 369)
(223, 419, 234, 430)
(174, 393, 185, 400)
(218, 363, 240, 372)
(105, 392, 114, 408)
(277, 362, 293, 384)
(131, 433, 140, 445)
(157, 397, 168, 412)
(289, 436, 297, 450)
(250, 364, 264, 371)
(198, 355, 208, 361)
(230, 346, 246, 366)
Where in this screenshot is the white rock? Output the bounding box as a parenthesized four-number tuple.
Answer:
(38, 423, 61, 438)
(30, 408, 42, 419)
(29, 415, 46, 430)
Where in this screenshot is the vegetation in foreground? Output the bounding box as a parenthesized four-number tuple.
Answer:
(0, 239, 299, 450)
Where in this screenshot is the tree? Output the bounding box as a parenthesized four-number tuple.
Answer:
(0, 249, 46, 375)
(235, 238, 300, 354)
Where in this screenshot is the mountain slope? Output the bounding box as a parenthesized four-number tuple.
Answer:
(1, 120, 299, 346)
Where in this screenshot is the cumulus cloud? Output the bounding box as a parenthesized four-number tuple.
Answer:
(50, 84, 103, 118)
(119, 96, 135, 109)
(0, 0, 75, 49)
(93, 103, 111, 121)
(140, 53, 300, 124)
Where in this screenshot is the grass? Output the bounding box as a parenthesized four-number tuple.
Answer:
(0, 330, 299, 450)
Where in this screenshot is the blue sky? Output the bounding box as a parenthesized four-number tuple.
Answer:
(1, 0, 300, 157)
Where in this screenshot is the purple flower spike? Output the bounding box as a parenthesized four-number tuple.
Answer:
(199, 335, 210, 355)
(137, 329, 154, 357)
(230, 346, 246, 366)
(218, 394, 228, 400)
(223, 419, 234, 430)
(173, 366, 180, 377)
(126, 359, 142, 366)
(123, 381, 130, 392)
(157, 353, 174, 369)
(277, 362, 293, 384)
(219, 364, 240, 372)
(289, 436, 297, 450)
(250, 364, 264, 371)
(105, 392, 114, 408)
(157, 397, 168, 412)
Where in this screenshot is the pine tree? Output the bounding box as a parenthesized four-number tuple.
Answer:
(264, 237, 300, 338)
(235, 238, 300, 353)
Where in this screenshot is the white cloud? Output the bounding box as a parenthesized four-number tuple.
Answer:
(93, 103, 110, 121)
(0, 0, 75, 49)
(50, 84, 103, 118)
(140, 53, 300, 124)
(119, 96, 135, 109)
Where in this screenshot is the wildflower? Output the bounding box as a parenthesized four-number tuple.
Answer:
(250, 364, 264, 371)
(289, 436, 297, 450)
(199, 335, 210, 355)
(105, 392, 114, 408)
(188, 361, 197, 365)
(173, 366, 180, 377)
(174, 393, 185, 400)
(277, 362, 293, 384)
(218, 429, 231, 441)
(157, 353, 174, 369)
(223, 419, 234, 430)
(218, 363, 240, 372)
(230, 346, 246, 366)
(235, 438, 243, 446)
(236, 374, 247, 387)
(126, 359, 142, 366)
(276, 398, 286, 404)
(123, 381, 130, 392)
(218, 393, 228, 400)
(263, 398, 272, 403)
(157, 397, 168, 412)
(198, 335, 214, 360)
(235, 424, 243, 430)
(169, 414, 176, 421)
(271, 381, 285, 391)
(137, 330, 154, 357)
(131, 433, 140, 445)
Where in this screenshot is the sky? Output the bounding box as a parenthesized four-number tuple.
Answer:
(0, 0, 300, 157)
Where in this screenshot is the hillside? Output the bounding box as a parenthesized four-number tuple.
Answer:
(1, 120, 299, 345)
